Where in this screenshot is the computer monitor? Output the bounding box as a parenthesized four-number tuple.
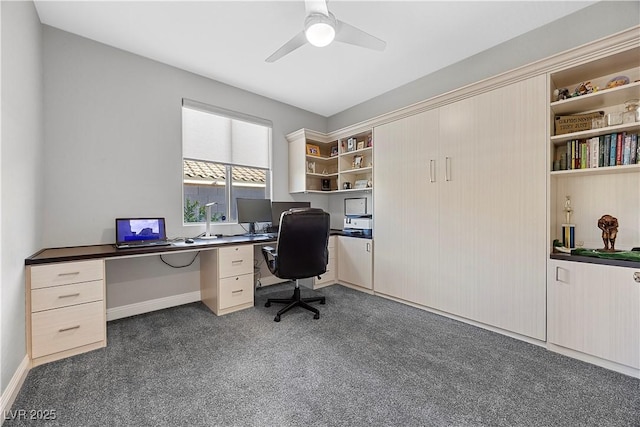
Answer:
(271, 201, 311, 230)
(236, 198, 272, 235)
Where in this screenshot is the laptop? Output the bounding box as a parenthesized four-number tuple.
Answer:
(115, 217, 171, 249)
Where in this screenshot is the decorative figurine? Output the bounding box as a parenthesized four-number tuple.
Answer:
(564, 196, 573, 224)
(598, 215, 619, 251)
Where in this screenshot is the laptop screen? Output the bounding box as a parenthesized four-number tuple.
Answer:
(115, 218, 167, 244)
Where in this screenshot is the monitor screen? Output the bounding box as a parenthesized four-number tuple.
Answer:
(236, 198, 272, 224)
(115, 218, 166, 243)
(271, 201, 311, 227)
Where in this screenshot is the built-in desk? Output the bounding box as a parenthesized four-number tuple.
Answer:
(24, 234, 280, 367)
(24, 231, 363, 367)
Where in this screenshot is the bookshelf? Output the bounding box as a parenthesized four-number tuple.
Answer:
(548, 45, 640, 250)
(287, 128, 373, 194)
(546, 42, 640, 376)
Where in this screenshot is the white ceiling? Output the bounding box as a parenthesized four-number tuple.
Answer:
(33, 1, 595, 117)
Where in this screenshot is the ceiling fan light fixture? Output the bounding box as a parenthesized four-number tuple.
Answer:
(304, 13, 335, 47)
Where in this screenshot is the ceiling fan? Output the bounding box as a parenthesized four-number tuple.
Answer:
(265, 0, 386, 63)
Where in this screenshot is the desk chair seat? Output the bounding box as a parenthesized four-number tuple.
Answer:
(262, 208, 330, 322)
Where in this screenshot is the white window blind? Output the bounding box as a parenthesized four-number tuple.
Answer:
(182, 99, 271, 169)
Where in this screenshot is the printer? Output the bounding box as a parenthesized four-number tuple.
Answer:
(343, 215, 373, 238)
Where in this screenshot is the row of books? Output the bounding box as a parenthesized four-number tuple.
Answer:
(553, 132, 639, 171)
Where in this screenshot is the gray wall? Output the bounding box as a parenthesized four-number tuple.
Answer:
(328, 1, 640, 131)
(1, 1, 44, 394)
(42, 26, 329, 312)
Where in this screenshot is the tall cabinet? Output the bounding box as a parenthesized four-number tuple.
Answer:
(374, 75, 548, 340)
(546, 44, 640, 375)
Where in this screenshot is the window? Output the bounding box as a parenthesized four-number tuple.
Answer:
(182, 99, 271, 224)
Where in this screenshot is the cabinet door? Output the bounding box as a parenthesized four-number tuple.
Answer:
(337, 236, 372, 289)
(373, 109, 439, 304)
(436, 97, 477, 316)
(471, 76, 548, 339)
(548, 260, 640, 369)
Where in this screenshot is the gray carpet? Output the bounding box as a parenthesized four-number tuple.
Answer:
(6, 283, 640, 426)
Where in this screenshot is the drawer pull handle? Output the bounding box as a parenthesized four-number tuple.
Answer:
(58, 293, 81, 298)
(58, 272, 80, 276)
(634, 272, 640, 283)
(58, 325, 80, 332)
(232, 260, 243, 264)
(232, 289, 243, 294)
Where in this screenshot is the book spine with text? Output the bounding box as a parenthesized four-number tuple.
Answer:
(616, 133, 623, 166)
(609, 133, 617, 166)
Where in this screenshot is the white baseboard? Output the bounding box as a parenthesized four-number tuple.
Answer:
(1, 355, 30, 426)
(106, 291, 201, 321)
(547, 343, 640, 378)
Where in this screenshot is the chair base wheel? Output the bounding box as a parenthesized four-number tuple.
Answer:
(265, 286, 324, 322)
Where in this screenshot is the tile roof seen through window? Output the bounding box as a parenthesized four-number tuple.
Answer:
(183, 159, 266, 184)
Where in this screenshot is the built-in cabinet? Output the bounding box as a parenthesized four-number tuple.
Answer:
(200, 245, 255, 315)
(337, 236, 373, 290)
(548, 259, 640, 372)
(287, 128, 373, 193)
(26, 260, 106, 367)
(374, 75, 548, 340)
(545, 44, 640, 375)
(315, 236, 337, 288)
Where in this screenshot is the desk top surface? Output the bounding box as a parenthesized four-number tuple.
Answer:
(25, 229, 366, 266)
(26, 234, 279, 266)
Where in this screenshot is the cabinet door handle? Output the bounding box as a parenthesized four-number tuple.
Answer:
(366, 243, 371, 252)
(58, 293, 80, 298)
(58, 272, 80, 276)
(634, 272, 640, 283)
(232, 289, 243, 294)
(232, 260, 243, 264)
(445, 157, 451, 181)
(555, 266, 569, 283)
(58, 325, 80, 332)
(429, 160, 436, 183)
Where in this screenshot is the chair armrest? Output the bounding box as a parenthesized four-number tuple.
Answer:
(262, 246, 276, 255)
(261, 246, 278, 275)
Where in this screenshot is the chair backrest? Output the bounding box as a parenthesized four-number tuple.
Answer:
(274, 208, 330, 280)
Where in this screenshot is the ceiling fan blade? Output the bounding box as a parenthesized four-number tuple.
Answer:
(335, 19, 386, 51)
(265, 31, 308, 63)
(305, 0, 329, 16)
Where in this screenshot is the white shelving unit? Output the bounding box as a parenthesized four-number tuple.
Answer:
(287, 128, 373, 194)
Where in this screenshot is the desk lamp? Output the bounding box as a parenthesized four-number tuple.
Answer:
(201, 202, 219, 239)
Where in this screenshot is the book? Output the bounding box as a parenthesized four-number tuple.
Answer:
(631, 134, 638, 164)
(609, 133, 617, 166)
(590, 137, 599, 168)
(603, 134, 611, 167)
(623, 134, 631, 165)
(616, 133, 623, 166)
(571, 139, 576, 170)
(580, 140, 587, 169)
(598, 135, 605, 167)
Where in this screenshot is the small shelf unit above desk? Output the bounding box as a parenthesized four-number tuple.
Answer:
(287, 128, 374, 194)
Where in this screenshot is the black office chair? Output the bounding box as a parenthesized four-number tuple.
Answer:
(262, 208, 330, 322)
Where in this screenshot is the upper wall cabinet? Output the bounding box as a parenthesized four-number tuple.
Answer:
(287, 128, 373, 194)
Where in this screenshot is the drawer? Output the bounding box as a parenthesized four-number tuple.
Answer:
(31, 301, 105, 359)
(30, 260, 104, 290)
(219, 245, 253, 278)
(219, 274, 254, 310)
(31, 280, 104, 313)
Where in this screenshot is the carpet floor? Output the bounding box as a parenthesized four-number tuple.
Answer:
(6, 283, 640, 426)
